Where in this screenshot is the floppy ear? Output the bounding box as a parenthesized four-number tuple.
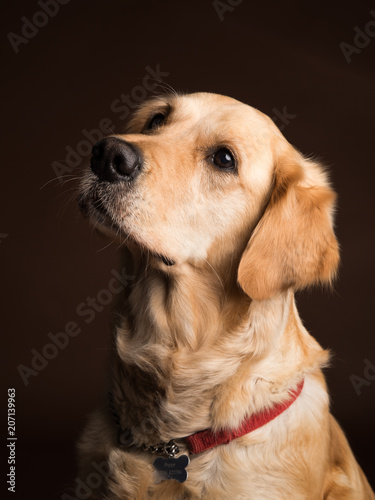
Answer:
(238, 147, 340, 300)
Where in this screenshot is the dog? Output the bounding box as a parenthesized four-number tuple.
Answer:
(77, 92, 374, 499)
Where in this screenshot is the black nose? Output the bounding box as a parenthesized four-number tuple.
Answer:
(90, 137, 142, 182)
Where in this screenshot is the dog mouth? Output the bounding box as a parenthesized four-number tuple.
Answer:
(154, 254, 175, 266)
(78, 191, 116, 228)
(78, 191, 175, 267)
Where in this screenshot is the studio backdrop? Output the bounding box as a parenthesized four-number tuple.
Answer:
(1, 0, 375, 498)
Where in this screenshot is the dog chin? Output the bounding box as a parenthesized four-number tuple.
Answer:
(84, 204, 176, 268)
(89, 214, 121, 239)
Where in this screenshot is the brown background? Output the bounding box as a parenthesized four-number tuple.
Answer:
(1, 0, 375, 498)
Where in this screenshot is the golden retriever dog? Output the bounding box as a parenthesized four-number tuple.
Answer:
(77, 92, 374, 499)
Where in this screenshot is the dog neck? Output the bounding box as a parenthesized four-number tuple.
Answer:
(110, 254, 327, 446)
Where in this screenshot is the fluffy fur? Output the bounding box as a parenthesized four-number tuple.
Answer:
(77, 92, 374, 499)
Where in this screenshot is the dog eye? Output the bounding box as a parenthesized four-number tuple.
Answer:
(146, 113, 165, 130)
(212, 148, 236, 171)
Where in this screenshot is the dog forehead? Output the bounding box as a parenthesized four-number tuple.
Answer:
(172, 94, 283, 153)
(175, 93, 271, 128)
(131, 93, 280, 145)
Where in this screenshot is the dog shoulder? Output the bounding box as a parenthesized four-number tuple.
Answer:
(323, 415, 375, 499)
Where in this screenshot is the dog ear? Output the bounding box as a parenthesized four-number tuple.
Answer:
(238, 147, 340, 300)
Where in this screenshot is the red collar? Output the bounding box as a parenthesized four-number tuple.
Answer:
(186, 379, 304, 454)
(110, 379, 304, 457)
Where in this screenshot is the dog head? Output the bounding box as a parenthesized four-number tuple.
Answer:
(79, 92, 339, 299)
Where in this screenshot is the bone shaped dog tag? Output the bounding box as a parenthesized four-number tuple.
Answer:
(153, 455, 190, 483)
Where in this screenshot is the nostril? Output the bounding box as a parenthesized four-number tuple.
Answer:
(112, 152, 138, 177)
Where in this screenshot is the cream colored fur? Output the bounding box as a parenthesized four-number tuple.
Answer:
(77, 93, 374, 499)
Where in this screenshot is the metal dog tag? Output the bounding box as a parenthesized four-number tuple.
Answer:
(153, 455, 190, 483)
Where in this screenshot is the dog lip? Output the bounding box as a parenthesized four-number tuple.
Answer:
(92, 196, 107, 215)
(78, 195, 90, 217)
(159, 255, 175, 266)
(79, 192, 175, 266)
(80, 191, 116, 228)
(92, 203, 116, 228)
